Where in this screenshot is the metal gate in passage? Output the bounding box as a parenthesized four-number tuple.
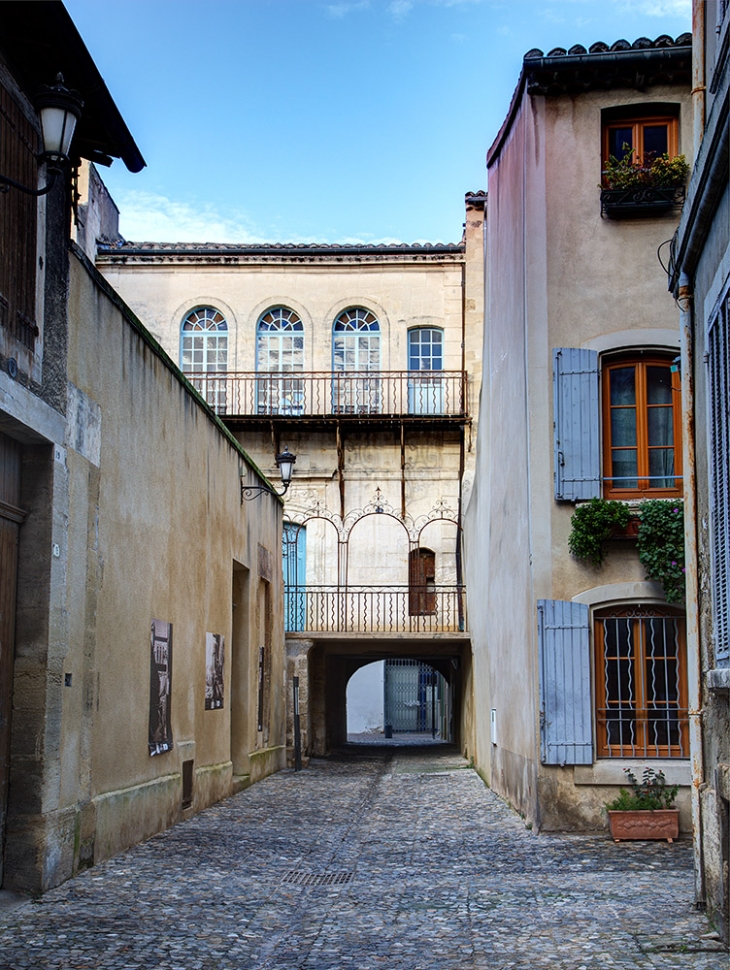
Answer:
(384, 659, 450, 739)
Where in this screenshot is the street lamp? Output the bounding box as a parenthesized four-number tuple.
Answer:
(241, 447, 297, 501)
(0, 74, 83, 197)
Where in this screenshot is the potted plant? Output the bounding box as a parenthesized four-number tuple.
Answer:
(600, 150, 689, 217)
(606, 767, 680, 842)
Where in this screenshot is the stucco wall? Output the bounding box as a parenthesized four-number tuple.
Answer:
(4, 246, 286, 890)
(465, 78, 692, 831)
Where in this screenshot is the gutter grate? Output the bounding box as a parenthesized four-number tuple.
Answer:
(282, 870, 354, 887)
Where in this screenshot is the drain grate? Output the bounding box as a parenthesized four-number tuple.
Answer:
(282, 870, 354, 887)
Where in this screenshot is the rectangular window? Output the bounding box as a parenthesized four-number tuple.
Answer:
(595, 607, 688, 758)
(603, 115, 678, 166)
(602, 357, 682, 498)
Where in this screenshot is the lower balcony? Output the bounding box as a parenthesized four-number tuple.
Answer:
(284, 585, 467, 634)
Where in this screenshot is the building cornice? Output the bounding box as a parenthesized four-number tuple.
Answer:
(97, 241, 465, 267)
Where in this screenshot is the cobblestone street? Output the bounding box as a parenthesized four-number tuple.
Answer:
(0, 746, 726, 970)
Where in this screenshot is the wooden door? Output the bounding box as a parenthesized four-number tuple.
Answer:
(0, 433, 23, 887)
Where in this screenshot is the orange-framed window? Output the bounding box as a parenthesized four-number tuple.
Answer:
(602, 115, 678, 169)
(594, 606, 688, 759)
(602, 356, 682, 498)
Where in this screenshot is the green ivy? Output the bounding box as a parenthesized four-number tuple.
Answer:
(568, 497, 685, 603)
(568, 498, 632, 566)
(636, 499, 685, 604)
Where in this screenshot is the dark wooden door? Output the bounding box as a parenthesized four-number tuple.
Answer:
(0, 433, 23, 887)
(409, 548, 436, 615)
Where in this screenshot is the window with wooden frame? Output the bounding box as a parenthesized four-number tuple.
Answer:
(602, 114, 678, 169)
(602, 355, 682, 498)
(594, 605, 688, 759)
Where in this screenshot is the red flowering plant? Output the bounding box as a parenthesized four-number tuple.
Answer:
(602, 149, 689, 190)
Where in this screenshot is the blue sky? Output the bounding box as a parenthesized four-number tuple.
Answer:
(63, 0, 691, 244)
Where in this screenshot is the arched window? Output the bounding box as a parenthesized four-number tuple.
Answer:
(332, 307, 381, 413)
(256, 307, 304, 414)
(180, 307, 228, 412)
(408, 328, 444, 414)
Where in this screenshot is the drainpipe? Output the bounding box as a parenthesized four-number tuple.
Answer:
(678, 272, 705, 908)
(692, 0, 706, 154)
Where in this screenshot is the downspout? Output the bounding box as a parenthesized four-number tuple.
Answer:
(692, 0, 706, 153)
(678, 272, 705, 908)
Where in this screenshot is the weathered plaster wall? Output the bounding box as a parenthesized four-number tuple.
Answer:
(4, 247, 285, 891)
(465, 80, 692, 833)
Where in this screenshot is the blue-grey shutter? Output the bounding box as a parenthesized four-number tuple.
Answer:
(553, 348, 600, 500)
(709, 298, 730, 665)
(538, 599, 593, 765)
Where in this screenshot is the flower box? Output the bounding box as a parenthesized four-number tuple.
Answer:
(608, 809, 680, 842)
(600, 185, 686, 219)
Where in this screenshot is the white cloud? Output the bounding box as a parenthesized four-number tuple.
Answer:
(111, 191, 413, 246)
(113, 191, 266, 244)
(325, 1, 370, 18)
(623, 0, 691, 16)
(388, 0, 414, 20)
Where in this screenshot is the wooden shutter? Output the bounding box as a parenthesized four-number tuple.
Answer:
(709, 296, 730, 665)
(538, 599, 593, 765)
(553, 349, 600, 501)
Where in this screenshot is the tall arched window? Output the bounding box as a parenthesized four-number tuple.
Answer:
(332, 307, 381, 413)
(256, 307, 305, 414)
(181, 307, 228, 413)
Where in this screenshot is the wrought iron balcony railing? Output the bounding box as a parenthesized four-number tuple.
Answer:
(184, 370, 468, 419)
(284, 585, 467, 634)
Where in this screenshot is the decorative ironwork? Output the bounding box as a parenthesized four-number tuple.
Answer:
(600, 185, 686, 219)
(183, 370, 467, 418)
(283, 585, 466, 634)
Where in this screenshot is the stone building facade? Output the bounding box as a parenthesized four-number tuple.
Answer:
(95, 197, 486, 761)
(0, 2, 285, 894)
(464, 36, 695, 833)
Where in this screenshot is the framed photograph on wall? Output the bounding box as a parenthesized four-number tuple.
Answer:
(205, 632, 225, 710)
(149, 619, 173, 755)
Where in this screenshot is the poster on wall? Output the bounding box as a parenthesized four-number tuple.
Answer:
(205, 633, 225, 710)
(149, 619, 173, 756)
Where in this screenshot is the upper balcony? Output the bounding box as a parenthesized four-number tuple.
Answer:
(186, 371, 469, 427)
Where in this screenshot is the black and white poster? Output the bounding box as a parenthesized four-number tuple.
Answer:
(149, 619, 173, 755)
(205, 632, 225, 710)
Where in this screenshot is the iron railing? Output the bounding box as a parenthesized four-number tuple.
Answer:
(284, 585, 466, 634)
(184, 370, 468, 418)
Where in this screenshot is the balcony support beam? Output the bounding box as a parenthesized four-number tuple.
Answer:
(400, 422, 407, 518)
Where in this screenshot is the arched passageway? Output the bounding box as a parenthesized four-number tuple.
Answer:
(285, 635, 472, 763)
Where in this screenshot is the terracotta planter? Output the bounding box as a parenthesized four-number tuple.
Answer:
(609, 515, 641, 540)
(608, 809, 680, 843)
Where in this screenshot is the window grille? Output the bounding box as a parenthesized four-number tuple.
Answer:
(595, 606, 688, 758)
(333, 308, 381, 413)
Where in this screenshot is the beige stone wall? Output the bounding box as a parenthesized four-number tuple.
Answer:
(6, 246, 285, 890)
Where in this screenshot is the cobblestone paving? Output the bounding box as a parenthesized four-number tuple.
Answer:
(1, 745, 727, 969)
